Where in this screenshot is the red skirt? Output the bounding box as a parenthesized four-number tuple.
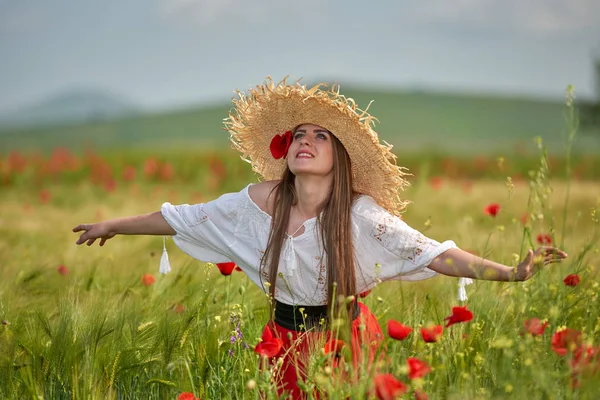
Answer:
(261, 302, 383, 399)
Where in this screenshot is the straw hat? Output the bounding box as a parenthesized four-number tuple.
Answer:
(224, 77, 410, 215)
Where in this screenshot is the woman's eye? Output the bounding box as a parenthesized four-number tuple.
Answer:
(293, 132, 304, 140)
(316, 133, 328, 140)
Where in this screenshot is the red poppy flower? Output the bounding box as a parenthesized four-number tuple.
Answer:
(563, 274, 580, 287)
(483, 203, 501, 217)
(462, 181, 473, 194)
(429, 176, 443, 190)
(269, 131, 293, 159)
(39, 189, 52, 204)
(359, 290, 371, 298)
(523, 318, 549, 336)
(216, 262, 238, 276)
(414, 389, 429, 400)
(254, 325, 283, 358)
(420, 325, 443, 343)
(444, 306, 473, 327)
(373, 373, 408, 400)
(551, 328, 582, 356)
(570, 344, 600, 378)
(159, 162, 174, 181)
(57, 264, 69, 276)
(142, 274, 156, 287)
(323, 339, 346, 355)
(173, 304, 185, 314)
(407, 357, 430, 380)
(177, 393, 198, 400)
(536, 233, 552, 245)
(122, 165, 137, 181)
(387, 320, 413, 340)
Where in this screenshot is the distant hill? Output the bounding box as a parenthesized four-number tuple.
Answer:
(0, 87, 598, 155)
(0, 89, 140, 130)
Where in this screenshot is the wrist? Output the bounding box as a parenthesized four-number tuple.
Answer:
(104, 220, 119, 235)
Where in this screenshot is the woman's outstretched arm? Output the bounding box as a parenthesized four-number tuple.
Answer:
(73, 211, 176, 246)
(428, 247, 568, 282)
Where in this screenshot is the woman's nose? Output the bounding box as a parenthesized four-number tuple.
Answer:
(299, 136, 312, 146)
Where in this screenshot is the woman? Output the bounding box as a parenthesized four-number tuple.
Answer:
(73, 78, 567, 398)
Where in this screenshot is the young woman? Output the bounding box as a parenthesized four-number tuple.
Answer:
(73, 78, 567, 398)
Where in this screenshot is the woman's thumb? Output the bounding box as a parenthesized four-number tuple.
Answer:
(525, 249, 534, 264)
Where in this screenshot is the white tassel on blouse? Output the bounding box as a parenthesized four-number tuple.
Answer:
(457, 277, 473, 301)
(284, 237, 297, 278)
(159, 236, 171, 274)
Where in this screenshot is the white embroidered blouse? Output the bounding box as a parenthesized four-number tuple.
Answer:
(161, 184, 457, 306)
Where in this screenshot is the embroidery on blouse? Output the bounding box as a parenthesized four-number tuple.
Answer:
(314, 256, 328, 302)
(256, 248, 268, 278)
(191, 205, 209, 226)
(370, 215, 434, 265)
(371, 215, 394, 245)
(399, 231, 434, 264)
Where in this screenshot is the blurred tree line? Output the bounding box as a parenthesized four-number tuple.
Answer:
(580, 54, 600, 129)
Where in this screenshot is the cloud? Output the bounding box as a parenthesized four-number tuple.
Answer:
(159, 0, 325, 25)
(161, 0, 236, 24)
(0, 7, 47, 34)
(411, 0, 600, 36)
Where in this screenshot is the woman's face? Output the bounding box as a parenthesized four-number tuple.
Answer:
(287, 123, 334, 178)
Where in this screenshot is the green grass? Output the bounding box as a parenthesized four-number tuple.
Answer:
(1, 162, 599, 399)
(1, 87, 599, 154)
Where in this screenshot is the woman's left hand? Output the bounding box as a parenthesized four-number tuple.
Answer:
(514, 246, 568, 281)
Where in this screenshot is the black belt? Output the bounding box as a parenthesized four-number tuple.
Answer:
(274, 300, 360, 331)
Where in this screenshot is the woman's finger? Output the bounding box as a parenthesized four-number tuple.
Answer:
(541, 247, 568, 258)
(86, 238, 97, 246)
(544, 257, 565, 265)
(99, 238, 107, 246)
(73, 224, 89, 233)
(76, 233, 88, 245)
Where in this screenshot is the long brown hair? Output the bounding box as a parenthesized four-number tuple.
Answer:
(260, 130, 357, 322)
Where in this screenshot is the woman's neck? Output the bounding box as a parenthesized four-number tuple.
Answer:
(293, 176, 332, 219)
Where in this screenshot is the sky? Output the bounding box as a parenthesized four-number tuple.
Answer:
(1, 0, 599, 113)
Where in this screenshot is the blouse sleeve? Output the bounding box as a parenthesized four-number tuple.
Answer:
(160, 186, 251, 264)
(352, 196, 458, 282)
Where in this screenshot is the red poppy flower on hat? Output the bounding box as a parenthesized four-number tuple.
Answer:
(254, 325, 283, 358)
(387, 320, 413, 340)
(551, 328, 582, 356)
(563, 274, 580, 287)
(523, 318, 549, 336)
(536, 233, 552, 245)
(420, 325, 443, 343)
(483, 203, 500, 217)
(407, 357, 430, 380)
(373, 373, 408, 400)
(359, 290, 371, 298)
(269, 131, 293, 159)
(216, 262, 240, 276)
(444, 306, 473, 327)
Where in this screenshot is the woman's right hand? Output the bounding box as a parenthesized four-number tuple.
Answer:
(73, 222, 116, 246)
